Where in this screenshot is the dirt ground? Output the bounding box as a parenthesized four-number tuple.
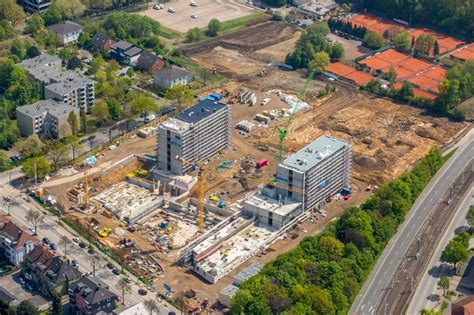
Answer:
(138, 0, 256, 33)
(185, 21, 299, 78)
(251, 86, 468, 184)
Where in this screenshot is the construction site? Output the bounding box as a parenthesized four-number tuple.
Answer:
(34, 18, 470, 309)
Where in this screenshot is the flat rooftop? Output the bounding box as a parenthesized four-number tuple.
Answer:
(17, 99, 74, 117)
(245, 194, 301, 217)
(176, 98, 227, 124)
(280, 135, 349, 172)
(196, 222, 276, 278)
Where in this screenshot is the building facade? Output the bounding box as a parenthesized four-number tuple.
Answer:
(276, 135, 351, 211)
(17, 100, 80, 139)
(0, 217, 38, 266)
(22, 0, 51, 12)
(69, 276, 117, 315)
(157, 99, 231, 175)
(48, 21, 83, 46)
(20, 54, 95, 111)
(153, 65, 192, 89)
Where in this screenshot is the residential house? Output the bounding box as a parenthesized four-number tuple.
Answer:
(69, 276, 118, 315)
(22, 0, 52, 13)
(0, 216, 38, 266)
(21, 54, 95, 111)
(17, 99, 80, 139)
(48, 21, 83, 46)
(123, 47, 143, 66)
(452, 295, 474, 315)
(90, 33, 115, 52)
(110, 41, 143, 65)
(23, 246, 82, 298)
(137, 51, 165, 72)
(153, 65, 192, 89)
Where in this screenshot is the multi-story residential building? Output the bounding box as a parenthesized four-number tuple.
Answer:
(23, 246, 82, 298)
(110, 41, 143, 65)
(20, 54, 95, 111)
(47, 21, 83, 46)
(275, 135, 352, 211)
(153, 65, 192, 89)
(0, 216, 38, 266)
(16, 99, 80, 139)
(157, 98, 232, 175)
(69, 276, 118, 315)
(21, 0, 51, 13)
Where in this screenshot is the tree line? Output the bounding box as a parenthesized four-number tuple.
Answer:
(230, 147, 447, 314)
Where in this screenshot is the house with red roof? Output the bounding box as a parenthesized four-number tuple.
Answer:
(0, 216, 38, 265)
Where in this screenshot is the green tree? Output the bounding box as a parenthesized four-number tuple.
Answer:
(58, 47, 72, 61)
(467, 206, 474, 227)
(66, 135, 82, 160)
(67, 111, 79, 135)
(117, 278, 131, 305)
(386, 67, 397, 85)
(92, 100, 109, 126)
(0, 150, 12, 171)
(363, 31, 385, 49)
(51, 291, 62, 315)
(436, 79, 462, 114)
(0, 19, 16, 41)
(42, 1, 63, 25)
(396, 81, 414, 101)
(22, 156, 51, 179)
(26, 46, 41, 58)
(107, 98, 123, 120)
(433, 40, 440, 56)
(262, 0, 287, 7)
(16, 300, 39, 315)
(67, 56, 83, 70)
(46, 140, 68, 171)
(437, 276, 449, 296)
(26, 14, 45, 34)
(308, 51, 330, 73)
(393, 32, 412, 52)
(207, 18, 221, 37)
(130, 95, 158, 116)
(164, 84, 194, 110)
(0, 0, 26, 26)
(15, 135, 44, 158)
(89, 55, 105, 74)
(414, 34, 435, 56)
(11, 39, 25, 60)
(186, 27, 204, 43)
(331, 42, 345, 60)
(441, 239, 469, 269)
(56, 0, 86, 19)
(364, 79, 382, 94)
(78, 31, 91, 47)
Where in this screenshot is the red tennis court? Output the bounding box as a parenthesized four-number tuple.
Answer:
(326, 62, 356, 76)
(344, 70, 373, 86)
(349, 14, 406, 36)
(409, 28, 464, 55)
(451, 44, 474, 62)
(326, 62, 374, 86)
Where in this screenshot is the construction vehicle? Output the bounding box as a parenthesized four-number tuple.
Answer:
(218, 194, 225, 208)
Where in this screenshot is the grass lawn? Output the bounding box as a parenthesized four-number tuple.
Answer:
(168, 55, 229, 86)
(216, 11, 270, 35)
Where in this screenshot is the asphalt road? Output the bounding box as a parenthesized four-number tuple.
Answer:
(0, 185, 178, 314)
(407, 186, 474, 314)
(350, 135, 474, 315)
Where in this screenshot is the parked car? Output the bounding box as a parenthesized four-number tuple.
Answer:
(138, 288, 147, 295)
(87, 248, 95, 255)
(71, 260, 79, 269)
(72, 237, 80, 243)
(50, 243, 57, 250)
(112, 268, 121, 275)
(191, 14, 198, 19)
(190, 1, 198, 6)
(79, 242, 86, 248)
(153, 4, 161, 9)
(18, 277, 26, 286)
(106, 262, 114, 269)
(168, 7, 176, 13)
(42, 237, 51, 245)
(123, 277, 132, 284)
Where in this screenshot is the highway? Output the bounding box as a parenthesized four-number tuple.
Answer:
(350, 135, 474, 315)
(407, 186, 474, 313)
(0, 184, 178, 315)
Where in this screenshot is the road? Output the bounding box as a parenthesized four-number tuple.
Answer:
(350, 134, 474, 315)
(407, 186, 474, 314)
(0, 185, 178, 314)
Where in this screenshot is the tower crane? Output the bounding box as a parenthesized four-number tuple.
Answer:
(275, 70, 316, 159)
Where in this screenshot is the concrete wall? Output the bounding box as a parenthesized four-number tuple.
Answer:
(16, 110, 37, 136)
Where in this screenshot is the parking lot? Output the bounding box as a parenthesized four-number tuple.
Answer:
(0, 271, 34, 302)
(139, 0, 256, 32)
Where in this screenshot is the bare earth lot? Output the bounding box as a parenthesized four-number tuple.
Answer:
(139, 0, 255, 32)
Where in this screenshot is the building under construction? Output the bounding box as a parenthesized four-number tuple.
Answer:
(156, 99, 232, 176)
(181, 135, 352, 283)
